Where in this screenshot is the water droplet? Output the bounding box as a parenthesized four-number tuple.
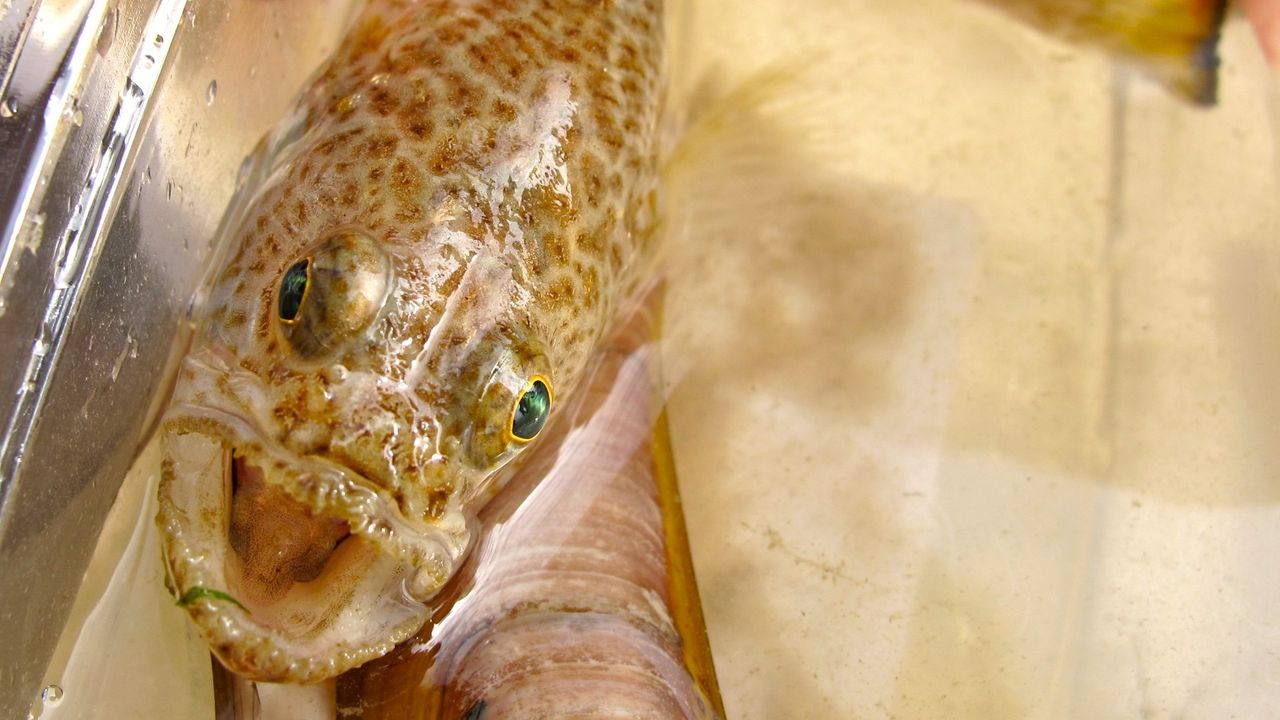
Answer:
(206, 79, 217, 106)
(41, 684, 63, 707)
(166, 180, 174, 200)
(1, 98, 17, 118)
(153, 33, 165, 47)
(97, 9, 117, 56)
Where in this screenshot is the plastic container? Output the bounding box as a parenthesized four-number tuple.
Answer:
(4, 0, 1278, 718)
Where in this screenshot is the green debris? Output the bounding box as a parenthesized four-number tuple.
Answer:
(177, 586, 248, 613)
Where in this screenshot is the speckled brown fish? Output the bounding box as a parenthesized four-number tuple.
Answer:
(157, 0, 664, 684)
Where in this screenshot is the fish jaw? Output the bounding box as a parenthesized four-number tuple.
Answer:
(156, 357, 473, 683)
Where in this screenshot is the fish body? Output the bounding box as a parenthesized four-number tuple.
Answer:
(158, 0, 664, 683)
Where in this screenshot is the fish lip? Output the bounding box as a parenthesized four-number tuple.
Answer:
(162, 401, 470, 586)
(169, 344, 474, 583)
(157, 406, 472, 682)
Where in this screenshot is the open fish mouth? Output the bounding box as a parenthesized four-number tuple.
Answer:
(156, 411, 470, 683)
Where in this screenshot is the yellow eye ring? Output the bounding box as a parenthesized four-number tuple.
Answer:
(509, 374, 554, 443)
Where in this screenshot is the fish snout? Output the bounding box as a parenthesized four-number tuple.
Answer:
(316, 372, 468, 521)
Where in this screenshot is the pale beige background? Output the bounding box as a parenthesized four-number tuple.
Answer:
(32, 1, 1280, 719)
(661, 2, 1280, 718)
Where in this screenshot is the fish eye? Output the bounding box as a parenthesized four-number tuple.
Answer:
(276, 231, 392, 358)
(278, 258, 312, 323)
(510, 376, 552, 442)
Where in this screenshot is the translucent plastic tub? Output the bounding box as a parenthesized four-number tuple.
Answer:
(8, 1, 1280, 718)
(659, 2, 1280, 717)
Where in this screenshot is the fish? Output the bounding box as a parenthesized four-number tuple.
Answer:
(157, 0, 665, 684)
(970, 0, 1228, 103)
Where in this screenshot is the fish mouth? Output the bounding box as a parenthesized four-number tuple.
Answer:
(157, 410, 470, 683)
(227, 451, 352, 602)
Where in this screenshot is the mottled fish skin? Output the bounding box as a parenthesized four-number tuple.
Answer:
(158, 0, 664, 683)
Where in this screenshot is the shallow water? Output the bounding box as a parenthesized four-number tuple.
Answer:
(31, 0, 1280, 718)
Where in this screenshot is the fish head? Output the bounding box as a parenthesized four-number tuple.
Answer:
(158, 179, 562, 681)
(203, 221, 556, 514)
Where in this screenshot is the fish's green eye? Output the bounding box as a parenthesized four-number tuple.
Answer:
(511, 377, 552, 442)
(278, 259, 312, 323)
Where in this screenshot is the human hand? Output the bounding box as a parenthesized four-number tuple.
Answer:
(1242, 0, 1279, 65)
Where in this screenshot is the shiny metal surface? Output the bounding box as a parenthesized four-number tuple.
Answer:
(0, 1, 356, 715)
